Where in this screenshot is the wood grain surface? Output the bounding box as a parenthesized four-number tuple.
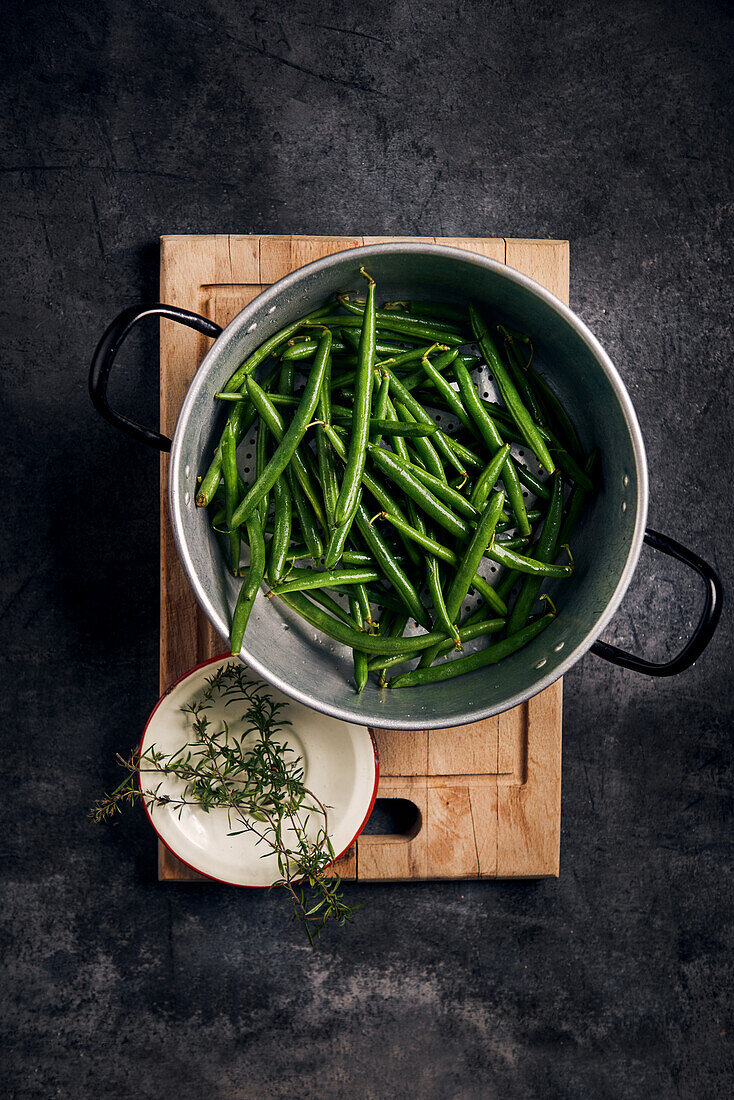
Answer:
(158, 234, 567, 883)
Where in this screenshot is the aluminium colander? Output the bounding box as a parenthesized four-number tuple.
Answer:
(90, 244, 722, 729)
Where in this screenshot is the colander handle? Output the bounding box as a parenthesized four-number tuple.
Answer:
(89, 304, 222, 452)
(590, 528, 723, 676)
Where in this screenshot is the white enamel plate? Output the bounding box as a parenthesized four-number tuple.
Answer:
(139, 656, 379, 886)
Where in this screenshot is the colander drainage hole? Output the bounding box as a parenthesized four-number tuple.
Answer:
(535, 657, 547, 669)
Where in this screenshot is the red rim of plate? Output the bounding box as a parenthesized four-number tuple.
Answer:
(137, 653, 380, 888)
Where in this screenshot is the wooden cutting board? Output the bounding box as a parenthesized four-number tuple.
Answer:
(158, 234, 568, 882)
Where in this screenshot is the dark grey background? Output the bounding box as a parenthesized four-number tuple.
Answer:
(1, 1, 732, 1097)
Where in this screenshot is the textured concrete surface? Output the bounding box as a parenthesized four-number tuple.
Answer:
(1, 1, 732, 1097)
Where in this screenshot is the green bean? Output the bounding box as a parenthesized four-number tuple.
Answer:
(381, 394, 412, 463)
(281, 337, 347, 360)
(374, 612, 409, 687)
(221, 422, 241, 576)
(223, 304, 331, 394)
(280, 341, 314, 362)
(402, 301, 468, 326)
(244, 374, 326, 530)
(230, 514, 266, 654)
(357, 585, 410, 615)
(469, 303, 556, 475)
(474, 396, 550, 440)
(495, 535, 530, 549)
(371, 510, 505, 615)
(211, 471, 261, 532)
(329, 368, 359, 390)
(287, 469, 323, 561)
(426, 551, 460, 644)
(380, 402, 432, 566)
(321, 423, 420, 567)
(371, 370, 390, 445)
(366, 418, 438, 438)
(342, 296, 467, 337)
(340, 327, 427, 358)
(338, 296, 468, 345)
(404, 502, 457, 644)
(508, 473, 565, 633)
(470, 572, 508, 616)
(267, 477, 292, 585)
(353, 582, 373, 624)
(334, 270, 376, 530)
(383, 452, 482, 521)
(324, 519, 354, 571)
(482, 396, 590, 488)
(307, 316, 433, 347)
(349, 595, 369, 694)
(269, 566, 380, 597)
(254, 418, 269, 528)
(418, 491, 505, 669)
(341, 550, 375, 567)
(525, 362, 584, 461)
(367, 444, 470, 540)
(216, 362, 298, 402)
(280, 543, 312, 563)
(418, 355, 477, 436)
(368, 616, 506, 673)
(383, 365, 465, 478)
(401, 347, 461, 391)
(498, 326, 545, 424)
(375, 510, 456, 565)
(315, 354, 339, 528)
(545, 430, 594, 491)
(323, 423, 414, 530)
(197, 360, 283, 507)
(275, 591, 450, 655)
(488, 542, 572, 577)
(377, 343, 450, 369)
(494, 567, 520, 602)
(234, 330, 332, 528)
(310, 589, 361, 630)
(424, 430, 482, 471)
(353, 501, 431, 629)
(497, 508, 542, 532)
(266, 393, 310, 409)
(232, 331, 331, 529)
(390, 611, 555, 687)
(557, 449, 599, 549)
(452, 357, 531, 535)
(513, 463, 551, 501)
(393, 401, 451, 480)
(470, 444, 511, 509)
(197, 398, 255, 506)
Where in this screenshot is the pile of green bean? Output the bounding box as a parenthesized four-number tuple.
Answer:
(196, 269, 598, 691)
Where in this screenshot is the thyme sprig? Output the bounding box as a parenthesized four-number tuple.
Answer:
(91, 661, 359, 943)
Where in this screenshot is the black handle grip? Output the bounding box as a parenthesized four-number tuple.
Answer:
(591, 528, 723, 676)
(89, 304, 222, 452)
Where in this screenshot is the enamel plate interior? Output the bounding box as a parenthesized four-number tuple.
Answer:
(170, 245, 647, 730)
(141, 658, 377, 886)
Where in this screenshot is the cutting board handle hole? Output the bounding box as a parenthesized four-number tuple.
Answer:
(362, 798, 422, 839)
